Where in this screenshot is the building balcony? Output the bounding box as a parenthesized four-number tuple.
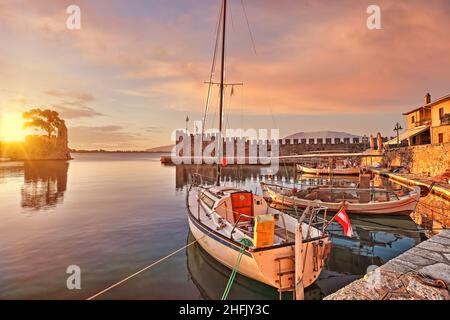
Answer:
(412, 119, 432, 127)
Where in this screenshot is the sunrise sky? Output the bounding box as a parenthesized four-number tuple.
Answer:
(0, 0, 449, 150)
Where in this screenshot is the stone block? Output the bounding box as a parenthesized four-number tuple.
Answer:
(419, 263, 450, 285)
(417, 240, 450, 254)
(408, 247, 446, 264)
(429, 235, 450, 246)
(382, 260, 414, 274)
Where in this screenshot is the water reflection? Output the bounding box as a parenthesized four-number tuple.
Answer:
(21, 161, 69, 211)
(0, 162, 24, 183)
(0, 155, 432, 299)
(175, 164, 360, 190)
(180, 164, 423, 299)
(413, 194, 450, 235)
(186, 232, 277, 300)
(186, 232, 345, 300)
(186, 231, 379, 300)
(325, 215, 421, 274)
(186, 215, 421, 299)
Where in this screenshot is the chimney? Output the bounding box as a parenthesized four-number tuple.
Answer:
(425, 93, 431, 105)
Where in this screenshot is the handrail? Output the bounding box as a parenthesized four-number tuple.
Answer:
(190, 172, 221, 186)
(230, 213, 253, 241)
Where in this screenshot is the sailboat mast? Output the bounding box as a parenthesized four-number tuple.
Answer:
(217, 0, 226, 186)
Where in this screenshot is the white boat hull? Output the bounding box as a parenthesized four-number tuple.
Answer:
(187, 187, 331, 290)
(297, 165, 360, 175)
(264, 185, 421, 215)
(188, 214, 268, 285)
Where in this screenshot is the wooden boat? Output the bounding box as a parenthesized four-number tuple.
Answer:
(261, 183, 421, 215)
(187, 181, 332, 298)
(297, 164, 360, 175)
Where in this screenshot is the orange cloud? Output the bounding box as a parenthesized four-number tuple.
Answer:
(1, 0, 450, 149)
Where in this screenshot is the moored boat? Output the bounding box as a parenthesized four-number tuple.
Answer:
(297, 164, 360, 175)
(187, 180, 332, 298)
(261, 182, 421, 215)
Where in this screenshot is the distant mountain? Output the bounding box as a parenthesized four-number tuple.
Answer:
(284, 131, 361, 140)
(145, 144, 174, 153)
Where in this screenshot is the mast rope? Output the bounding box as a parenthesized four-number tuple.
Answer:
(240, 0, 257, 55)
(201, 2, 223, 137)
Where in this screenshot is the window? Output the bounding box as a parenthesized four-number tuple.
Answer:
(411, 115, 415, 124)
(199, 193, 215, 209)
(439, 108, 444, 119)
(438, 133, 444, 144)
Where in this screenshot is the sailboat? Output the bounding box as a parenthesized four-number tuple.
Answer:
(186, 0, 331, 299)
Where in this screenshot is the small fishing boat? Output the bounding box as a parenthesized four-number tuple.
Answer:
(187, 179, 332, 298)
(261, 183, 421, 215)
(297, 164, 360, 175)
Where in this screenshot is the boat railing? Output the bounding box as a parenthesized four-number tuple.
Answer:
(189, 173, 203, 186)
(229, 210, 291, 243)
(291, 205, 333, 243)
(262, 182, 410, 203)
(189, 173, 219, 186)
(302, 205, 331, 234)
(230, 213, 254, 241)
(318, 187, 402, 201)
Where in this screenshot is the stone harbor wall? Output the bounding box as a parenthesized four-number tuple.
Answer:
(175, 132, 371, 157)
(280, 142, 367, 155)
(383, 143, 450, 176)
(325, 229, 450, 300)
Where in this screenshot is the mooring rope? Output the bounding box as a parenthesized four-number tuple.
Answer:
(221, 238, 252, 300)
(86, 235, 206, 300)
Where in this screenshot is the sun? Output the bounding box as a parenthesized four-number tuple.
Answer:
(0, 112, 26, 142)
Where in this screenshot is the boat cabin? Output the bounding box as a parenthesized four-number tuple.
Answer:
(201, 186, 269, 224)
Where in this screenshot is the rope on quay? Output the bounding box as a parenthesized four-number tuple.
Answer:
(86, 235, 205, 300)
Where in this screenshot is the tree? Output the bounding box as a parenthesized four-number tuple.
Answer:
(23, 109, 64, 138)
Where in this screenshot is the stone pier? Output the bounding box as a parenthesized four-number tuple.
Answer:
(324, 229, 450, 300)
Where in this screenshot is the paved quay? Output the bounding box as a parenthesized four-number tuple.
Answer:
(325, 229, 450, 300)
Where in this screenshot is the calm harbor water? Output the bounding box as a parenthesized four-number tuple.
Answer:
(0, 153, 429, 299)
